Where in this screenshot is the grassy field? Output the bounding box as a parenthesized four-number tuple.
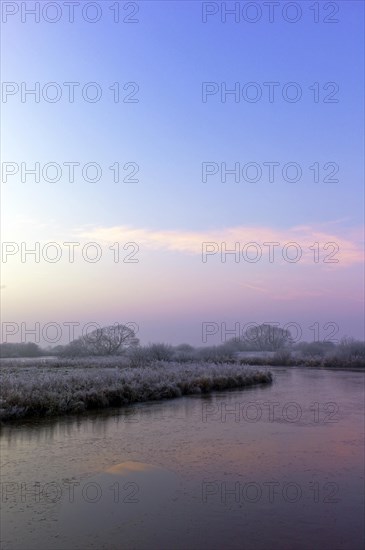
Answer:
(0, 360, 272, 421)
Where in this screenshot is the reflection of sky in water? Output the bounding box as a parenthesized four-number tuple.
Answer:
(1, 368, 364, 549)
(57, 461, 181, 550)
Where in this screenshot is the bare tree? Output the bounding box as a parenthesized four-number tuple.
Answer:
(243, 323, 293, 351)
(82, 324, 138, 355)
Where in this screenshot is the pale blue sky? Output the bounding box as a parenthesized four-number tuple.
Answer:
(1, 1, 364, 344)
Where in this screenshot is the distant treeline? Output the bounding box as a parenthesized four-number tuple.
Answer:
(1, 323, 364, 368)
(0, 342, 45, 358)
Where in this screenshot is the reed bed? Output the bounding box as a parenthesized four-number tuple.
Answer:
(0, 361, 272, 421)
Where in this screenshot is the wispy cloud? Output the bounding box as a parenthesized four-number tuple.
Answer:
(75, 224, 363, 267)
(239, 282, 269, 293)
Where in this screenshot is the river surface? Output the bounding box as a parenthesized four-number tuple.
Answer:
(1, 367, 364, 550)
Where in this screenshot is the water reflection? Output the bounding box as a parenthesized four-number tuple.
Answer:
(1, 367, 364, 550)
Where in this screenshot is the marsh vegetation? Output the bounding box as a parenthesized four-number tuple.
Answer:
(0, 361, 272, 421)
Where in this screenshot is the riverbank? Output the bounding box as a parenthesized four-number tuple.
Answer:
(238, 355, 365, 369)
(0, 362, 272, 421)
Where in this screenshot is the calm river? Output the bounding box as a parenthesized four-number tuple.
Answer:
(1, 366, 364, 550)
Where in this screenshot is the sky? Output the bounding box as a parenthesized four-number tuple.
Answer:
(1, 0, 364, 346)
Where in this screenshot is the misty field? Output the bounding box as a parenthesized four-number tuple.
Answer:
(0, 360, 272, 421)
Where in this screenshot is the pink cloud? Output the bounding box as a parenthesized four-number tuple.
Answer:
(75, 223, 363, 267)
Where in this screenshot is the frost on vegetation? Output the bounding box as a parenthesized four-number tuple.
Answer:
(0, 361, 272, 421)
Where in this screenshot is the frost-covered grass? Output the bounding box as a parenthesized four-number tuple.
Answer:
(0, 361, 272, 421)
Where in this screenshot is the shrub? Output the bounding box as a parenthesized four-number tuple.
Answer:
(142, 343, 174, 362)
(195, 345, 235, 363)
